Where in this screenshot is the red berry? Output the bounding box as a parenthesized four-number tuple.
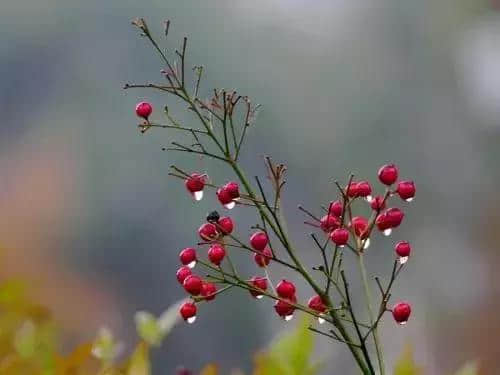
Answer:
(198, 223, 219, 241)
(216, 187, 234, 206)
(370, 195, 386, 211)
(397, 180, 416, 202)
(392, 302, 411, 324)
(395, 241, 411, 257)
(375, 213, 391, 231)
(254, 247, 272, 267)
(385, 207, 404, 228)
(356, 181, 372, 198)
(274, 295, 297, 318)
(176, 266, 192, 284)
(179, 248, 197, 267)
(328, 200, 343, 217)
(208, 244, 226, 266)
(185, 173, 206, 200)
(250, 231, 268, 251)
(224, 181, 240, 199)
(200, 282, 217, 301)
(249, 276, 268, 298)
(183, 275, 203, 295)
(217, 216, 234, 235)
(135, 101, 153, 120)
(319, 214, 340, 233)
(351, 216, 368, 238)
(179, 302, 197, 321)
(347, 181, 360, 197)
(308, 295, 327, 313)
(276, 280, 296, 299)
(378, 164, 399, 185)
(330, 228, 349, 246)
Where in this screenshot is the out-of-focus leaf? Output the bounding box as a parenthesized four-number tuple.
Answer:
(92, 327, 121, 362)
(253, 316, 318, 375)
(56, 342, 94, 374)
(393, 346, 423, 375)
(200, 363, 218, 375)
(157, 299, 183, 337)
(13, 320, 36, 358)
(127, 342, 150, 375)
(135, 311, 162, 347)
(453, 362, 479, 375)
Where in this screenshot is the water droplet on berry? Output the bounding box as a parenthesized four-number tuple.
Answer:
(405, 197, 414, 202)
(365, 195, 373, 203)
(193, 191, 204, 201)
(284, 314, 294, 321)
(187, 316, 197, 324)
(363, 238, 371, 249)
(224, 201, 236, 209)
(318, 316, 326, 324)
(187, 260, 197, 269)
(256, 295, 264, 299)
(397, 320, 407, 326)
(383, 228, 392, 236)
(399, 256, 409, 264)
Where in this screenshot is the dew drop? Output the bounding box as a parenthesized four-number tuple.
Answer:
(383, 228, 392, 236)
(256, 295, 264, 299)
(224, 201, 236, 209)
(187, 260, 197, 269)
(363, 238, 371, 249)
(397, 320, 408, 326)
(365, 195, 373, 203)
(399, 256, 409, 265)
(284, 314, 294, 321)
(193, 191, 204, 201)
(318, 316, 326, 324)
(405, 197, 414, 202)
(187, 316, 197, 324)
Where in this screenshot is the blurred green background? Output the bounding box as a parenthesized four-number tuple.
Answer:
(2, 0, 500, 374)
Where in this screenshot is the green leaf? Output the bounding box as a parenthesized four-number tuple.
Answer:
(91, 327, 121, 362)
(253, 316, 318, 375)
(393, 346, 423, 375)
(127, 342, 150, 375)
(453, 362, 479, 375)
(13, 320, 36, 358)
(135, 311, 162, 347)
(157, 299, 183, 337)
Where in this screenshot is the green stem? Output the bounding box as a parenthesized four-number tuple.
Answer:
(358, 253, 385, 375)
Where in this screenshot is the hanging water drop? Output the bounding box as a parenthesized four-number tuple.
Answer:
(256, 295, 264, 300)
(318, 316, 326, 324)
(399, 256, 409, 264)
(193, 191, 204, 201)
(284, 314, 294, 321)
(224, 201, 236, 209)
(187, 316, 197, 324)
(363, 238, 370, 249)
(383, 228, 392, 236)
(405, 197, 414, 202)
(365, 195, 373, 203)
(187, 260, 197, 269)
(397, 320, 407, 326)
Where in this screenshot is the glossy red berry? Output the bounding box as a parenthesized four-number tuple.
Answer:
(208, 244, 226, 266)
(216, 187, 234, 205)
(378, 164, 399, 185)
(224, 181, 240, 199)
(183, 275, 203, 295)
(397, 180, 416, 202)
(274, 295, 297, 319)
(185, 173, 206, 200)
(308, 295, 327, 313)
(330, 228, 349, 246)
(319, 214, 340, 233)
(135, 101, 153, 120)
(356, 181, 372, 198)
(179, 248, 197, 267)
(217, 216, 234, 235)
(392, 302, 411, 324)
(395, 241, 411, 257)
(179, 302, 197, 322)
(347, 181, 360, 197)
(176, 266, 192, 284)
(250, 231, 268, 251)
(254, 247, 272, 267)
(351, 216, 368, 238)
(370, 195, 386, 211)
(329, 200, 343, 217)
(375, 213, 391, 231)
(200, 282, 217, 301)
(385, 207, 404, 228)
(276, 280, 296, 299)
(249, 276, 268, 298)
(198, 223, 219, 241)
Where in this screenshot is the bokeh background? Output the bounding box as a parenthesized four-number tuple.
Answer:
(2, 0, 500, 373)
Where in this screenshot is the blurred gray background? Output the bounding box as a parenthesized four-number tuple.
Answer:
(2, 0, 500, 374)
